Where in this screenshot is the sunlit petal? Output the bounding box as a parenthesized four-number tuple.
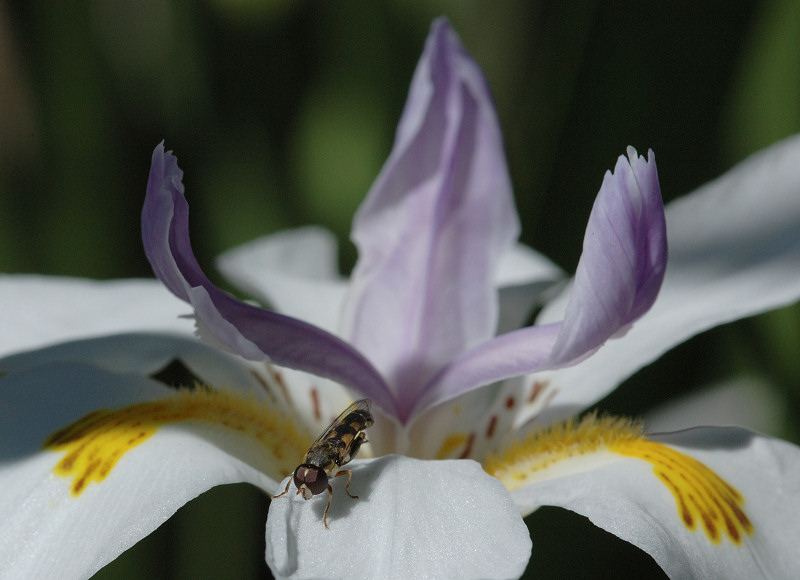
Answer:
(412, 148, 664, 417)
(265, 455, 531, 580)
(547, 147, 666, 363)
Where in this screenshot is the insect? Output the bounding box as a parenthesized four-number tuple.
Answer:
(273, 399, 374, 528)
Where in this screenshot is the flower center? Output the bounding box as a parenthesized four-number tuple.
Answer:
(484, 413, 753, 545)
(43, 389, 310, 496)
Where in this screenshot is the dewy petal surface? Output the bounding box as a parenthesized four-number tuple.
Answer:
(142, 143, 396, 415)
(265, 455, 531, 580)
(511, 427, 800, 579)
(343, 19, 519, 412)
(0, 357, 297, 579)
(533, 134, 800, 427)
(0, 275, 192, 358)
(412, 148, 665, 416)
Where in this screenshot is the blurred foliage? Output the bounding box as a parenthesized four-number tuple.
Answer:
(2, 0, 799, 578)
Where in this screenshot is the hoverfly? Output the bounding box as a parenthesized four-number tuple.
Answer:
(273, 399, 374, 528)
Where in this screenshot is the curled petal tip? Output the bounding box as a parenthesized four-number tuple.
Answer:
(551, 147, 666, 363)
(141, 144, 396, 415)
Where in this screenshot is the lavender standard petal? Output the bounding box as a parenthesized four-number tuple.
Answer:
(411, 149, 666, 419)
(142, 143, 396, 415)
(547, 148, 666, 364)
(343, 19, 519, 404)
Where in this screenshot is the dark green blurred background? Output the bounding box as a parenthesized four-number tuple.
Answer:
(2, 1, 799, 578)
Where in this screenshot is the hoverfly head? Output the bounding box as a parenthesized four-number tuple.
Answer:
(293, 464, 328, 499)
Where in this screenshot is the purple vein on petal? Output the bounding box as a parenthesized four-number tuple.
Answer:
(142, 143, 397, 416)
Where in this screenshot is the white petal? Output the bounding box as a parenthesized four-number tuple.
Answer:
(0, 333, 272, 399)
(496, 243, 565, 334)
(216, 227, 348, 334)
(533, 134, 800, 426)
(0, 275, 193, 358)
(265, 455, 531, 580)
(0, 362, 283, 579)
(496, 243, 563, 288)
(399, 383, 500, 459)
(274, 367, 360, 437)
(645, 377, 789, 436)
(513, 427, 800, 579)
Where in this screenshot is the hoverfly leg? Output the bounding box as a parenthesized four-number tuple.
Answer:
(272, 477, 292, 499)
(334, 469, 357, 499)
(322, 484, 334, 529)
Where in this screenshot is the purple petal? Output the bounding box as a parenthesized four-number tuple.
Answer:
(547, 147, 666, 364)
(342, 19, 519, 413)
(532, 134, 800, 429)
(142, 143, 396, 415)
(411, 149, 666, 418)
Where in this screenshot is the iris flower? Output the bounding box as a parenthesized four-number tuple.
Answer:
(2, 17, 800, 580)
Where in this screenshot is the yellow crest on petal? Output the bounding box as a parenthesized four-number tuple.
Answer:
(43, 388, 310, 496)
(486, 413, 753, 545)
(613, 439, 753, 544)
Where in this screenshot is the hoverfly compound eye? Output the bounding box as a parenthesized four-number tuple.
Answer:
(294, 464, 328, 496)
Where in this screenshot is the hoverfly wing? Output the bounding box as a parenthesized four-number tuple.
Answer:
(308, 398, 373, 451)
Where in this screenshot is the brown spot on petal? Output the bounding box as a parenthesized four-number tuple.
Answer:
(486, 416, 498, 439)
